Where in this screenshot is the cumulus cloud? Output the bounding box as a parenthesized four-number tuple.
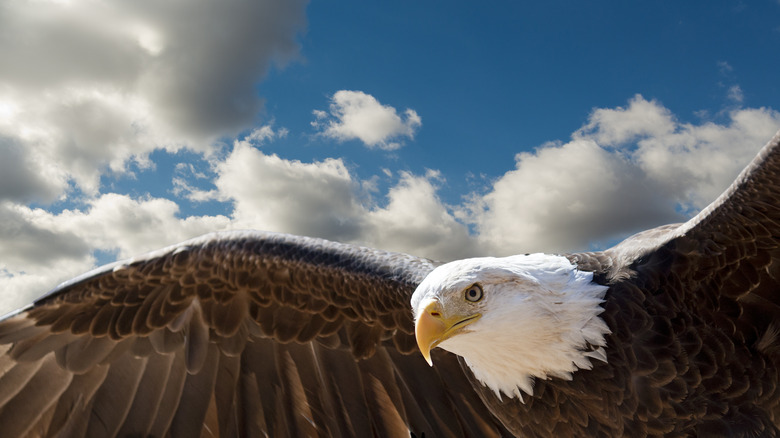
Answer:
(0, 194, 232, 316)
(1, 90, 159, 197)
(173, 127, 475, 259)
(214, 140, 369, 241)
(468, 138, 679, 255)
(576, 94, 677, 146)
(468, 96, 780, 255)
(312, 90, 422, 150)
(0, 0, 307, 201)
(631, 107, 780, 209)
(364, 171, 478, 259)
(45, 194, 232, 258)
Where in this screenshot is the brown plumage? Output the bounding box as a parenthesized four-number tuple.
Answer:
(1, 130, 780, 437)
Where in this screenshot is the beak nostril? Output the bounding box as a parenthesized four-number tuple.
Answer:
(430, 311, 441, 317)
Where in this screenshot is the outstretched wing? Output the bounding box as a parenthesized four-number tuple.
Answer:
(562, 129, 780, 436)
(0, 231, 509, 437)
(607, 129, 780, 349)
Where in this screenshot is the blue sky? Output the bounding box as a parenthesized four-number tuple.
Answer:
(1, 0, 780, 314)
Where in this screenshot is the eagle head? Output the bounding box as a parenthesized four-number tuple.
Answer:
(411, 253, 610, 399)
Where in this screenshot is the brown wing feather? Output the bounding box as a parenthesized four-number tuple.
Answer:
(0, 231, 510, 436)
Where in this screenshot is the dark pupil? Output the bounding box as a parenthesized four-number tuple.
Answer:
(467, 288, 479, 300)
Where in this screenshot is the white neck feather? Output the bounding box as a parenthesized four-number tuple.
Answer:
(427, 254, 610, 401)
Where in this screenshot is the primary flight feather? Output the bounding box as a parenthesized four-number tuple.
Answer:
(1, 130, 780, 437)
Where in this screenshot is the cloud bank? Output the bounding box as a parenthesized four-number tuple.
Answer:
(2, 91, 779, 316)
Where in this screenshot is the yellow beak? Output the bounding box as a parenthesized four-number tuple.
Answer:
(415, 299, 481, 366)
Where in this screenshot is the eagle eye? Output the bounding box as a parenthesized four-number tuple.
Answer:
(464, 284, 483, 302)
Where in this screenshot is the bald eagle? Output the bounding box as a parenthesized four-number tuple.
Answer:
(1, 130, 780, 437)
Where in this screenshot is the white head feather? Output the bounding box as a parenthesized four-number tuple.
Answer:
(411, 253, 610, 400)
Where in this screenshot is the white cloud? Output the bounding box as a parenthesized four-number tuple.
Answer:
(177, 129, 475, 259)
(365, 172, 478, 260)
(45, 194, 232, 258)
(214, 140, 369, 241)
(468, 96, 780, 255)
(0, 0, 307, 202)
(0, 89, 158, 197)
(467, 138, 677, 255)
(0, 194, 231, 316)
(575, 95, 676, 146)
(312, 90, 422, 150)
(632, 106, 780, 209)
